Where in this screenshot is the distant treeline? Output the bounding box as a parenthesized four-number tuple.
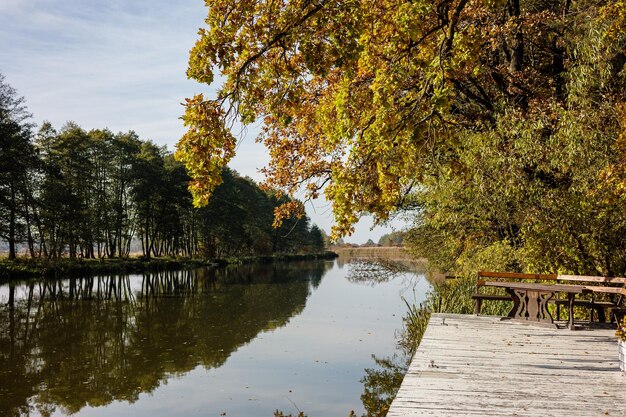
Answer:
(1, 76, 324, 260)
(377, 231, 404, 247)
(331, 231, 405, 248)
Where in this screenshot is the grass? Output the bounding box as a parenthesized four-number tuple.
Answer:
(399, 275, 511, 355)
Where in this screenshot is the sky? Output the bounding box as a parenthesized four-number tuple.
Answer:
(0, 0, 406, 243)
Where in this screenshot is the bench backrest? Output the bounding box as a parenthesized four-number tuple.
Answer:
(557, 274, 626, 284)
(478, 271, 557, 280)
(477, 271, 626, 287)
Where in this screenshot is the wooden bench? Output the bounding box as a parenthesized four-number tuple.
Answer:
(473, 271, 626, 323)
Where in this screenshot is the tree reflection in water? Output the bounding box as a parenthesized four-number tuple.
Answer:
(346, 258, 409, 285)
(360, 355, 408, 417)
(0, 262, 329, 417)
(345, 257, 422, 417)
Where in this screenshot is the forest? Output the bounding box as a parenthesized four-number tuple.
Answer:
(0, 74, 324, 260)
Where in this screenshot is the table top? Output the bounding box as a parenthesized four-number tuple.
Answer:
(482, 281, 591, 293)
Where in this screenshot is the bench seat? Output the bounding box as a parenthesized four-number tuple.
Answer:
(471, 294, 512, 301)
(552, 299, 616, 307)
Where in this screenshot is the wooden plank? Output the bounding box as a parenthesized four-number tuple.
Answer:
(553, 299, 616, 306)
(582, 286, 624, 294)
(387, 314, 626, 417)
(558, 274, 626, 284)
(478, 271, 558, 280)
(477, 271, 626, 286)
(471, 294, 511, 301)
(482, 281, 588, 293)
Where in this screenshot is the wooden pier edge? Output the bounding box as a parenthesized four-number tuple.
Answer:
(387, 313, 626, 416)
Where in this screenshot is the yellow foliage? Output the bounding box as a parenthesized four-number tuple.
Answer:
(177, 0, 626, 261)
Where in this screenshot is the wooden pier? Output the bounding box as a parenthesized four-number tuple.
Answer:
(387, 314, 626, 416)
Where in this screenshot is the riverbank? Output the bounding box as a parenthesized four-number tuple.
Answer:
(0, 251, 338, 281)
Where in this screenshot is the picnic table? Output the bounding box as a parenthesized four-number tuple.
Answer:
(482, 281, 592, 330)
(474, 271, 626, 327)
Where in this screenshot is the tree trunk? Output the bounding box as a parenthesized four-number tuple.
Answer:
(8, 183, 17, 260)
(22, 181, 36, 258)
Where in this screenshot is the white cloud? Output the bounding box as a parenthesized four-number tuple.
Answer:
(0, 0, 208, 141)
(0, 0, 31, 14)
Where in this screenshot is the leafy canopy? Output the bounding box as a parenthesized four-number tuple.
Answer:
(178, 0, 626, 260)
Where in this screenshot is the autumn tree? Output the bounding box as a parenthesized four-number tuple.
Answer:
(308, 225, 325, 252)
(179, 0, 626, 275)
(131, 141, 168, 258)
(34, 124, 143, 259)
(104, 131, 141, 257)
(0, 73, 36, 259)
(193, 167, 322, 257)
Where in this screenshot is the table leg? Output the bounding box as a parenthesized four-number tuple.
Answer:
(505, 288, 521, 318)
(568, 293, 575, 330)
(527, 290, 554, 323)
(504, 288, 554, 323)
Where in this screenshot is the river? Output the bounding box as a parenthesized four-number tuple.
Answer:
(0, 257, 428, 417)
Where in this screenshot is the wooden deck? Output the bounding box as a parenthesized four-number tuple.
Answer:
(387, 314, 626, 416)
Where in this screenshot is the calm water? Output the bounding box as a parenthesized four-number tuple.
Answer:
(0, 258, 428, 417)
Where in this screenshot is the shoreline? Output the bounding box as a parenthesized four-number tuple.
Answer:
(0, 251, 339, 282)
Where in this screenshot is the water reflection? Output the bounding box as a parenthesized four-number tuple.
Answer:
(360, 355, 407, 417)
(0, 262, 330, 417)
(341, 256, 423, 417)
(345, 259, 412, 285)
